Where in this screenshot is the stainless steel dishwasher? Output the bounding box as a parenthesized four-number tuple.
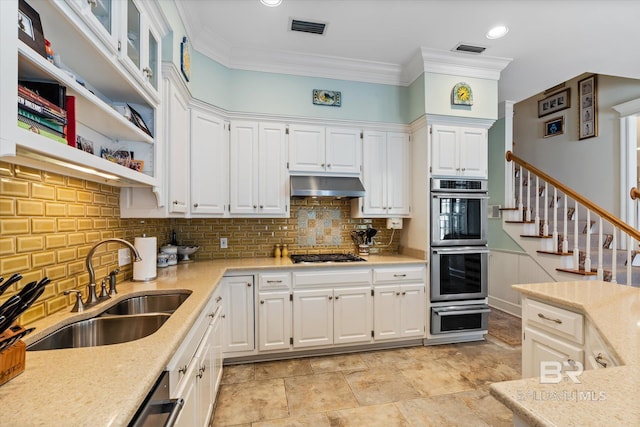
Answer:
(129, 371, 184, 427)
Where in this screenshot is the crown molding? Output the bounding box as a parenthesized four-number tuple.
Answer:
(426, 114, 496, 129)
(419, 47, 512, 81)
(612, 97, 640, 117)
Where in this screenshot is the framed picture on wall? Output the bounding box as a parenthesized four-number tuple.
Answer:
(538, 88, 571, 117)
(18, 0, 47, 59)
(578, 74, 597, 140)
(544, 116, 564, 138)
(180, 36, 191, 82)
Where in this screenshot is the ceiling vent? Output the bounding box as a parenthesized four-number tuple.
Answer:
(290, 18, 327, 35)
(453, 43, 487, 54)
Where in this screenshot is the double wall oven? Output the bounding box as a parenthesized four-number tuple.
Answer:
(430, 178, 490, 336)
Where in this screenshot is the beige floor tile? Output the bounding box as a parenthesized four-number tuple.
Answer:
(284, 372, 359, 416)
(397, 393, 492, 427)
(252, 413, 331, 427)
(344, 366, 421, 406)
(456, 389, 513, 427)
(326, 403, 411, 427)
(221, 363, 255, 385)
(359, 347, 421, 370)
(212, 378, 288, 426)
(255, 358, 313, 380)
(309, 353, 367, 373)
(400, 357, 475, 397)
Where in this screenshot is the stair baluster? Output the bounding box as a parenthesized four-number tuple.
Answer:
(612, 230, 617, 283)
(552, 187, 559, 252)
(584, 210, 592, 272)
(597, 217, 604, 280)
(573, 202, 580, 269)
(543, 182, 549, 237)
(518, 167, 524, 221)
(526, 170, 532, 222)
(562, 194, 569, 253)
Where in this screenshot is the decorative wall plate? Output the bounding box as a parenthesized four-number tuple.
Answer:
(452, 82, 473, 106)
(313, 89, 341, 107)
(180, 36, 190, 82)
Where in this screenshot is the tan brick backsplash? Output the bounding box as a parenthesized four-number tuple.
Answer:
(0, 162, 399, 326)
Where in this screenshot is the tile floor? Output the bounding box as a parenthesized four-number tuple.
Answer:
(211, 334, 521, 426)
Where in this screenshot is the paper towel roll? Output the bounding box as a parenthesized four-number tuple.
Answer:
(133, 236, 157, 281)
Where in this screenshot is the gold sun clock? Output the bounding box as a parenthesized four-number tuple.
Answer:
(452, 82, 473, 106)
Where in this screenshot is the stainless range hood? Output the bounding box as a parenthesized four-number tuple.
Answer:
(290, 176, 365, 198)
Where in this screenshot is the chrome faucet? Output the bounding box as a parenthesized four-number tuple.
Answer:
(84, 238, 141, 308)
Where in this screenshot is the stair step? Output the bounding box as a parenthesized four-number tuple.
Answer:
(537, 250, 573, 256)
(499, 207, 519, 211)
(556, 267, 598, 276)
(520, 234, 553, 239)
(505, 220, 534, 224)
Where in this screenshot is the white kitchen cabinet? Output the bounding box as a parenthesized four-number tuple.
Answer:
(431, 124, 488, 178)
(352, 130, 411, 217)
(292, 286, 372, 348)
(289, 125, 361, 175)
(65, 0, 120, 54)
(373, 284, 425, 340)
(190, 106, 228, 215)
(230, 121, 289, 216)
(222, 276, 255, 354)
(258, 290, 292, 351)
(165, 72, 190, 214)
(521, 297, 584, 379)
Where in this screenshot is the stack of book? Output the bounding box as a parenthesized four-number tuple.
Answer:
(17, 83, 68, 145)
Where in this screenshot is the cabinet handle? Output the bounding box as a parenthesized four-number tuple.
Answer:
(253, 205, 257, 209)
(216, 296, 222, 303)
(178, 365, 187, 375)
(143, 67, 153, 79)
(461, 168, 466, 172)
(87, 0, 97, 6)
(197, 365, 205, 378)
(537, 313, 562, 324)
(595, 353, 608, 368)
(208, 312, 215, 318)
(260, 300, 265, 304)
(173, 200, 180, 205)
(321, 163, 325, 167)
(247, 283, 252, 287)
(327, 164, 331, 168)
(394, 274, 407, 278)
(328, 296, 333, 300)
(402, 291, 406, 296)
(221, 314, 226, 319)
(266, 280, 283, 283)
(193, 203, 199, 208)
(335, 296, 339, 300)
(396, 292, 401, 296)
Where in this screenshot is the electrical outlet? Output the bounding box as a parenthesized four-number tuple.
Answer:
(386, 218, 403, 229)
(220, 238, 228, 249)
(118, 248, 132, 266)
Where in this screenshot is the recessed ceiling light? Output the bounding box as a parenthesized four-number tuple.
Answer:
(260, 0, 282, 7)
(486, 25, 509, 39)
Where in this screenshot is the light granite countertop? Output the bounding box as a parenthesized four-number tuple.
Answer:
(490, 281, 640, 427)
(0, 254, 424, 427)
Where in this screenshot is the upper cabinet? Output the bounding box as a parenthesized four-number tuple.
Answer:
(430, 124, 488, 178)
(352, 131, 412, 217)
(289, 125, 361, 175)
(1, 0, 165, 187)
(230, 121, 289, 217)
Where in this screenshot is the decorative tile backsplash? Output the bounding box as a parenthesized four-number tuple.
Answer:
(0, 162, 399, 324)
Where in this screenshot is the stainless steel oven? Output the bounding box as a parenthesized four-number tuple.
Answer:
(430, 246, 488, 302)
(431, 178, 488, 247)
(431, 300, 490, 335)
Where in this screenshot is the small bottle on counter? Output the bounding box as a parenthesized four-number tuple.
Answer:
(274, 244, 281, 258)
(281, 244, 288, 258)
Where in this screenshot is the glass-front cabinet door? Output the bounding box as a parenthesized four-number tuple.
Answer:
(126, 0, 141, 68)
(66, 0, 119, 53)
(147, 29, 158, 90)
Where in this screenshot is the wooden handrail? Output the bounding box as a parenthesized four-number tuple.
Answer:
(506, 151, 640, 241)
(631, 187, 640, 200)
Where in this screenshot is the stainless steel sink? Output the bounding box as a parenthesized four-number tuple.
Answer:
(27, 313, 170, 351)
(100, 292, 191, 316)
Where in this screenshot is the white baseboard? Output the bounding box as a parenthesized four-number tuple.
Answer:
(488, 296, 521, 317)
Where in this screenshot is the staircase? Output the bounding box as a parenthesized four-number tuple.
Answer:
(501, 151, 640, 287)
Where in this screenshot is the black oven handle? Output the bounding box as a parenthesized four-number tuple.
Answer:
(431, 247, 490, 255)
(431, 193, 489, 199)
(433, 305, 491, 316)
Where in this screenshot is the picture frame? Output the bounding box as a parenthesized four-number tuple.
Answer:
(538, 88, 570, 117)
(127, 103, 153, 137)
(18, 0, 47, 59)
(180, 36, 191, 82)
(544, 116, 564, 138)
(313, 89, 341, 107)
(578, 74, 597, 140)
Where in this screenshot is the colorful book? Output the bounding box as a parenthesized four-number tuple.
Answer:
(65, 95, 76, 147)
(18, 115, 65, 138)
(18, 84, 65, 115)
(18, 80, 66, 110)
(18, 118, 67, 144)
(18, 108, 64, 133)
(18, 95, 67, 125)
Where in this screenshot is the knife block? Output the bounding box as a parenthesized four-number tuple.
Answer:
(0, 325, 26, 386)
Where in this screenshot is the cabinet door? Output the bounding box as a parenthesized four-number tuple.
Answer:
(522, 326, 584, 379)
(386, 132, 411, 216)
(258, 291, 292, 351)
(68, 0, 119, 53)
(211, 308, 224, 393)
(195, 325, 214, 427)
(166, 79, 190, 214)
(293, 289, 333, 348)
(191, 108, 228, 215)
(173, 360, 198, 427)
(289, 125, 325, 173)
(430, 125, 459, 177)
(399, 284, 425, 338)
(258, 123, 288, 216)
(361, 131, 388, 215)
(222, 276, 255, 353)
(459, 127, 488, 178)
(230, 121, 260, 215)
(373, 285, 400, 340)
(325, 127, 362, 174)
(333, 286, 372, 345)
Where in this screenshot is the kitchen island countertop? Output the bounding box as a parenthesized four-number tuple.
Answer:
(0, 254, 424, 426)
(490, 281, 640, 427)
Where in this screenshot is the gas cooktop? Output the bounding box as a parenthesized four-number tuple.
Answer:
(290, 253, 367, 263)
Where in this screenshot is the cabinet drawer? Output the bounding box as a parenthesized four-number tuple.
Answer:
(293, 268, 371, 287)
(372, 265, 426, 284)
(259, 272, 291, 290)
(524, 298, 584, 344)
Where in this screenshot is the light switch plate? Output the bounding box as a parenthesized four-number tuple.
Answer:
(118, 248, 131, 266)
(220, 238, 228, 249)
